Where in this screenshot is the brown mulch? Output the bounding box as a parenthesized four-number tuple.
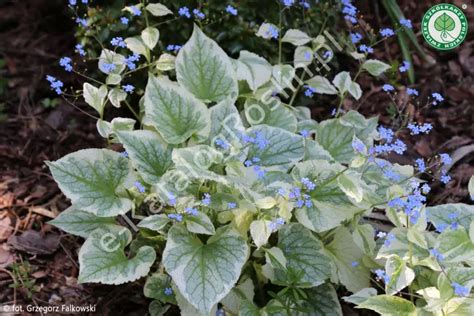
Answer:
(0, 0, 472, 315)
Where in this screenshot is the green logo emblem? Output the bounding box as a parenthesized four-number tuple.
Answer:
(422, 3, 468, 50)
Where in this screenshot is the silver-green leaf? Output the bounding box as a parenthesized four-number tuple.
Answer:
(176, 25, 238, 103)
(46, 149, 135, 217)
(78, 226, 156, 284)
(144, 76, 210, 144)
(116, 130, 173, 183)
(163, 225, 249, 313)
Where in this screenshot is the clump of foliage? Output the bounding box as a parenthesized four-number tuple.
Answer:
(46, 1, 474, 315)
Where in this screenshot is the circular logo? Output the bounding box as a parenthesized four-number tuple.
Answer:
(422, 3, 468, 50)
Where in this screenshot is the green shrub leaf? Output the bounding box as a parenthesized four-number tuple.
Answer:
(144, 76, 211, 144)
(116, 130, 173, 183)
(46, 149, 135, 217)
(274, 223, 332, 287)
(78, 226, 156, 284)
(48, 206, 118, 238)
(176, 25, 238, 103)
(163, 225, 248, 313)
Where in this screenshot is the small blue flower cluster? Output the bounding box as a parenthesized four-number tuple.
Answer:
(168, 193, 177, 206)
(265, 25, 280, 40)
(123, 84, 135, 94)
(304, 85, 316, 97)
(389, 185, 427, 224)
(215, 138, 230, 150)
(451, 282, 470, 297)
(46, 75, 64, 95)
(407, 122, 433, 135)
(164, 287, 173, 296)
(166, 45, 182, 53)
(372, 126, 407, 156)
(380, 28, 395, 37)
(268, 217, 285, 232)
(374, 269, 391, 284)
(134, 181, 145, 193)
(168, 213, 183, 222)
(59, 57, 73, 72)
(75, 44, 86, 57)
(429, 248, 444, 261)
(399, 60, 410, 73)
(341, 0, 357, 24)
(179, 7, 206, 20)
(350, 32, 362, 44)
(125, 53, 140, 70)
(201, 193, 211, 206)
(184, 207, 198, 216)
(225, 5, 238, 16)
(111, 37, 126, 48)
(431, 92, 444, 105)
(359, 44, 373, 54)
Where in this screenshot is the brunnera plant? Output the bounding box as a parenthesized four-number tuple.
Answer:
(45, 1, 474, 315)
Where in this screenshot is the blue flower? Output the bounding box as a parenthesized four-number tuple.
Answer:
(382, 84, 395, 92)
(440, 153, 452, 166)
(164, 287, 173, 296)
(76, 18, 87, 27)
(253, 165, 266, 179)
(359, 44, 374, 54)
(421, 183, 431, 194)
(119, 151, 128, 158)
(46, 75, 64, 95)
(288, 187, 301, 199)
(384, 233, 395, 247)
(227, 202, 237, 209)
(134, 181, 145, 193)
(168, 193, 177, 206)
(407, 88, 419, 96)
(178, 7, 191, 18)
(69, 0, 77, 5)
(304, 85, 316, 97)
(452, 282, 470, 297)
(184, 207, 198, 216)
(102, 63, 116, 74)
(201, 193, 211, 206)
(440, 169, 451, 184)
(59, 57, 73, 72)
(282, 0, 295, 7)
(301, 177, 316, 191)
(400, 18, 413, 28)
(399, 60, 410, 72)
(120, 17, 129, 25)
(193, 9, 205, 20)
(299, 130, 310, 138)
(430, 248, 444, 261)
(215, 138, 230, 150)
(265, 25, 279, 39)
(380, 28, 395, 37)
(131, 5, 141, 16)
(168, 213, 183, 222)
(75, 44, 86, 56)
(125, 53, 140, 70)
(432, 92, 444, 105)
(225, 5, 238, 16)
(407, 122, 432, 135)
(254, 131, 269, 150)
(122, 84, 134, 94)
(300, 0, 310, 8)
(415, 158, 426, 172)
(350, 32, 362, 44)
(351, 261, 359, 267)
(378, 126, 394, 143)
(111, 37, 126, 48)
(352, 138, 366, 153)
(268, 217, 285, 231)
(374, 269, 391, 283)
